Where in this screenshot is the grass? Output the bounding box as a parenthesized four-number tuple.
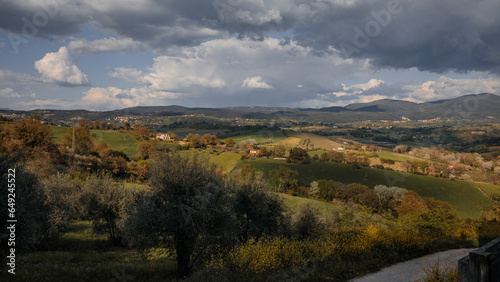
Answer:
(377, 151, 423, 162)
(51, 126, 139, 157)
(472, 182, 500, 196)
(169, 128, 228, 138)
(286, 131, 344, 150)
(0, 220, 177, 281)
(210, 152, 242, 174)
(225, 129, 287, 145)
(277, 193, 339, 218)
(278, 137, 301, 148)
(92, 130, 139, 157)
(179, 149, 241, 174)
(238, 159, 495, 218)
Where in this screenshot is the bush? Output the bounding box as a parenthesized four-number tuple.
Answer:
(42, 174, 82, 237)
(419, 258, 458, 282)
(0, 156, 51, 253)
(80, 174, 139, 241)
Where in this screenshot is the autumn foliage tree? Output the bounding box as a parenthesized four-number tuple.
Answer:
(62, 126, 95, 155)
(0, 118, 60, 159)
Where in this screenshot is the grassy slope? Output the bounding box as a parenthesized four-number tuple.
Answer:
(277, 193, 339, 218)
(286, 131, 344, 150)
(226, 129, 287, 145)
(1, 221, 176, 281)
(239, 159, 494, 218)
(179, 149, 242, 174)
(51, 126, 139, 157)
(377, 151, 424, 162)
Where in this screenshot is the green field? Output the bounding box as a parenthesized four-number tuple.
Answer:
(277, 193, 339, 218)
(51, 126, 139, 157)
(377, 151, 423, 162)
(168, 128, 228, 138)
(238, 159, 495, 218)
(179, 150, 241, 174)
(210, 152, 242, 173)
(473, 182, 500, 196)
(226, 129, 287, 145)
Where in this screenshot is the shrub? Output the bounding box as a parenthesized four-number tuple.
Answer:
(419, 258, 458, 282)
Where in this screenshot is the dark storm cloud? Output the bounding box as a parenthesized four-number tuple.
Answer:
(0, 0, 89, 38)
(293, 0, 500, 73)
(1, 0, 499, 73)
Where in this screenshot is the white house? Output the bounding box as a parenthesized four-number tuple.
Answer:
(156, 133, 171, 140)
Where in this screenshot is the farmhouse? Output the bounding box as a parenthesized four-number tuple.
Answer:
(156, 133, 171, 140)
(249, 149, 260, 156)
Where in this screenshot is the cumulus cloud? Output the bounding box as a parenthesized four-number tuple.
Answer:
(67, 37, 147, 55)
(0, 69, 51, 99)
(82, 86, 176, 109)
(241, 76, 272, 88)
(138, 37, 370, 107)
(34, 46, 90, 87)
(406, 76, 500, 101)
(0, 88, 21, 98)
(108, 67, 149, 85)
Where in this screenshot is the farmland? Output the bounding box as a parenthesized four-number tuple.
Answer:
(51, 126, 140, 157)
(238, 158, 494, 218)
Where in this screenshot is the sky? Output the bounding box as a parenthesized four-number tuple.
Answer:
(0, 0, 499, 111)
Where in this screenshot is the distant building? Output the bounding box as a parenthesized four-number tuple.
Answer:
(250, 149, 260, 156)
(156, 133, 171, 140)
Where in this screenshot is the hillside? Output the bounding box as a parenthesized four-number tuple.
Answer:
(3, 93, 500, 123)
(238, 159, 495, 218)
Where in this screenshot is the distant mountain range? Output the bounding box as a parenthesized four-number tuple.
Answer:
(1, 93, 499, 123)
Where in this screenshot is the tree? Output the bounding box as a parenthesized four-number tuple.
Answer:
(0, 156, 51, 259)
(81, 174, 138, 240)
(93, 120, 101, 129)
(186, 133, 201, 148)
(137, 141, 155, 160)
(201, 134, 219, 147)
(225, 138, 235, 147)
(77, 118, 92, 128)
(134, 125, 150, 139)
(293, 202, 320, 239)
(398, 191, 428, 217)
(42, 173, 82, 237)
(269, 166, 298, 192)
(259, 147, 271, 157)
(309, 181, 319, 198)
(0, 118, 60, 159)
(62, 126, 95, 155)
(272, 145, 286, 157)
(121, 152, 233, 277)
(228, 170, 289, 243)
(287, 147, 310, 163)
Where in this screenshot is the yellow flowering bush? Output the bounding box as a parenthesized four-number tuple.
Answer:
(205, 226, 449, 277)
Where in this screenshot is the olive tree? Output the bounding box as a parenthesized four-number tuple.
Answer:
(0, 156, 51, 262)
(80, 174, 138, 241)
(227, 167, 289, 243)
(121, 152, 234, 277)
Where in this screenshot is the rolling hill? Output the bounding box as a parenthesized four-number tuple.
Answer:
(3, 93, 499, 123)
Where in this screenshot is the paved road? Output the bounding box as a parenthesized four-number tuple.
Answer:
(350, 248, 474, 282)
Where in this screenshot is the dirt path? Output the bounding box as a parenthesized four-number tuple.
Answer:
(473, 184, 491, 199)
(350, 248, 474, 282)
